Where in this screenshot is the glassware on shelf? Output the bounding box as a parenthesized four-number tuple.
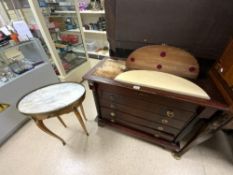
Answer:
(0, 39, 48, 84)
(0, 67, 16, 83)
(9, 59, 34, 75)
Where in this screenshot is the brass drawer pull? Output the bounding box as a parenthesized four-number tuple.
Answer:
(0, 103, 10, 112)
(212, 122, 219, 128)
(110, 112, 116, 117)
(162, 119, 168, 124)
(109, 112, 115, 122)
(166, 110, 174, 118)
(157, 126, 164, 131)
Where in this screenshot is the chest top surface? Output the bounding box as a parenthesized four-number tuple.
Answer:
(83, 58, 228, 111)
(18, 82, 85, 115)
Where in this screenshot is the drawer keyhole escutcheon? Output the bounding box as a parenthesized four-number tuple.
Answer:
(158, 126, 164, 131)
(162, 119, 168, 124)
(166, 110, 174, 118)
(110, 112, 116, 117)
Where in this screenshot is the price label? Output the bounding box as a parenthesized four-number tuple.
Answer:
(133, 85, 141, 90)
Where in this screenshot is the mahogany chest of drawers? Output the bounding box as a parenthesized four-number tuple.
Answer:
(83, 57, 233, 157)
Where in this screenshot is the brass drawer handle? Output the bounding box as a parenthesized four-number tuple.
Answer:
(157, 126, 164, 131)
(162, 119, 168, 124)
(166, 110, 174, 118)
(0, 103, 10, 112)
(154, 134, 160, 138)
(110, 112, 116, 117)
(109, 112, 115, 122)
(212, 122, 219, 128)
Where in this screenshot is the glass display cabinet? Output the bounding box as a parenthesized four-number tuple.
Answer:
(6, 0, 91, 81)
(0, 38, 49, 86)
(0, 38, 58, 145)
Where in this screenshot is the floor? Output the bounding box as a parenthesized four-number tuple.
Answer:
(0, 81, 233, 175)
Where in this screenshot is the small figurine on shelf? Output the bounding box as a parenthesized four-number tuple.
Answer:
(78, 0, 89, 11)
(84, 16, 106, 31)
(97, 17, 106, 31)
(89, 0, 101, 10)
(10, 30, 19, 44)
(100, 0, 104, 10)
(65, 17, 77, 30)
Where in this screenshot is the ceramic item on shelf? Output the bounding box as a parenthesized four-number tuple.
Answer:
(86, 40, 97, 51)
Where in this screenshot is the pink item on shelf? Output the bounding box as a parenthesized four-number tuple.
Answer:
(68, 35, 79, 44)
(60, 34, 79, 44)
(78, 0, 89, 10)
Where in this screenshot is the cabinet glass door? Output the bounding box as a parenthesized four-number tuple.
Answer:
(40, 0, 87, 74)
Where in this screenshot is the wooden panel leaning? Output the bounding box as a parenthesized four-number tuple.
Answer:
(126, 45, 199, 79)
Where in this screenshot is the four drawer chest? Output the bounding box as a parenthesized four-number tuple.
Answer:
(83, 59, 232, 158)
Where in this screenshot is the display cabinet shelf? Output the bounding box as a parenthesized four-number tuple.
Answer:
(80, 10, 105, 14)
(53, 10, 76, 14)
(67, 28, 106, 35)
(84, 30, 106, 34)
(88, 50, 109, 57)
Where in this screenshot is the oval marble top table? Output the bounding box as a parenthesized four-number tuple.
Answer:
(18, 82, 85, 115)
(115, 70, 210, 100)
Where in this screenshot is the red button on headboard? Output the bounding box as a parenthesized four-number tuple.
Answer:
(189, 66, 196, 72)
(130, 57, 135, 62)
(157, 64, 162, 69)
(160, 51, 166, 57)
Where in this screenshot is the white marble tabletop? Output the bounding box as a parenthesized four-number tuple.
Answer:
(18, 83, 85, 115)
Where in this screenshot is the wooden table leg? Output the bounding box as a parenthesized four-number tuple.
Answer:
(80, 103, 87, 121)
(57, 116, 67, 128)
(33, 119, 66, 145)
(73, 108, 89, 136)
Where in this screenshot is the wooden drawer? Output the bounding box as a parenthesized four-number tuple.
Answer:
(100, 107, 180, 136)
(100, 99, 187, 129)
(98, 83, 198, 112)
(116, 119, 175, 142)
(99, 92, 195, 122)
